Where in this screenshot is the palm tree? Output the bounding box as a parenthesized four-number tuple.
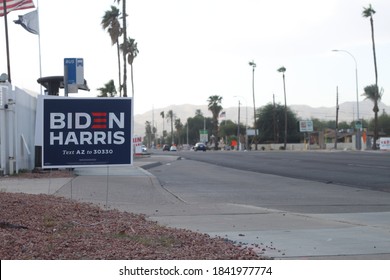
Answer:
(160, 111, 165, 143)
(97, 80, 117, 97)
(362, 4, 378, 86)
(121, 37, 139, 99)
(175, 118, 183, 145)
(362, 84, 383, 149)
(114, 0, 128, 97)
(363, 4, 379, 149)
(207, 95, 223, 149)
(166, 110, 174, 144)
(145, 121, 152, 148)
(101, 6, 122, 96)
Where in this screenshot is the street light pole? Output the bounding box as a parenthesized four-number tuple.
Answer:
(277, 66, 287, 150)
(332, 49, 361, 150)
(249, 60, 258, 150)
(234, 95, 248, 151)
(237, 100, 241, 150)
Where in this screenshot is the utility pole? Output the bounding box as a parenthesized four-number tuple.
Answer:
(152, 106, 155, 148)
(186, 118, 189, 145)
(273, 94, 277, 143)
(335, 86, 339, 150)
(249, 60, 258, 150)
(237, 100, 241, 150)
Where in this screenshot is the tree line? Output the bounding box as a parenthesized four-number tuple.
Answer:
(143, 95, 390, 149)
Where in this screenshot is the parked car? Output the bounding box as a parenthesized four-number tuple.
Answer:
(193, 142, 206, 151)
(141, 145, 147, 153)
(170, 145, 177, 152)
(162, 144, 170, 151)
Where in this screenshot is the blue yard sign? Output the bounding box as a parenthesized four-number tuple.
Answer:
(42, 97, 133, 168)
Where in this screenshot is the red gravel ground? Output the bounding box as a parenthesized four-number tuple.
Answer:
(0, 192, 264, 260)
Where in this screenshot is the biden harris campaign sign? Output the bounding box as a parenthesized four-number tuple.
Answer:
(42, 97, 132, 168)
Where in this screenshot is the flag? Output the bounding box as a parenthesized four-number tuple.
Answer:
(14, 9, 38, 34)
(219, 111, 226, 120)
(0, 0, 35, 17)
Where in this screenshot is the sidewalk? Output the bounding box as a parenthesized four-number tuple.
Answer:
(0, 155, 184, 215)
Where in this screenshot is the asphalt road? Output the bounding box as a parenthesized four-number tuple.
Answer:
(149, 150, 390, 214)
(145, 151, 390, 259)
(157, 150, 390, 192)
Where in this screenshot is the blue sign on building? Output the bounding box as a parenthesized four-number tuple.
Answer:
(42, 97, 132, 168)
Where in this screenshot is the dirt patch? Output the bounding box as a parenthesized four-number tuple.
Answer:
(0, 192, 264, 260)
(3, 169, 75, 179)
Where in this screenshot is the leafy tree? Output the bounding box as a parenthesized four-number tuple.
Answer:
(97, 80, 117, 97)
(368, 110, 390, 136)
(362, 84, 383, 148)
(101, 6, 122, 96)
(207, 95, 223, 149)
(219, 120, 246, 138)
(195, 109, 203, 117)
(219, 120, 238, 138)
(338, 121, 352, 130)
(257, 103, 299, 143)
(182, 115, 212, 145)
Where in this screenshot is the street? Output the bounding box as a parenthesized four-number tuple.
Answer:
(156, 150, 390, 192)
(144, 150, 390, 259)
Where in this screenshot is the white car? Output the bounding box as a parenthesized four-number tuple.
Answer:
(141, 145, 147, 153)
(169, 145, 177, 152)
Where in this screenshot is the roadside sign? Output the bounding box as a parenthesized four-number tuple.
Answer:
(133, 135, 142, 154)
(42, 97, 132, 168)
(247, 129, 259, 136)
(379, 137, 390, 150)
(299, 120, 314, 132)
(64, 58, 84, 93)
(355, 120, 362, 129)
(199, 129, 208, 143)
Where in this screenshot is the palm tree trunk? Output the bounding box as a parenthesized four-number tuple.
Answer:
(131, 64, 134, 99)
(373, 101, 379, 149)
(171, 118, 174, 145)
(283, 73, 287, 150)
(370, 17, 378, 86)
(370, 16, 379, 149)
(122, 0, 127, 97)
(116, 42, 122, 97)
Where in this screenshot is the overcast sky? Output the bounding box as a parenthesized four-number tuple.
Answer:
(1, 0, 389, 116)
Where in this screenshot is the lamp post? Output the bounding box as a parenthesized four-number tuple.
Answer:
(332, 49, 361, 150)
(237, 100, 241, 150)
(277, 66, 287, 150)
(249, 60, 258, 150)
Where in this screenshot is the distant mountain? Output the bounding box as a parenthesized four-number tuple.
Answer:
(290, 99, 389, 122)
(134, 100, 389, 137)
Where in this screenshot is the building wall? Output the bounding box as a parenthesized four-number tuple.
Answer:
(0, 84, 37, 175)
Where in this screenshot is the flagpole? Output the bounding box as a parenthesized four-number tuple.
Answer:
(2, 0, 12, 83)
(37, 0, 43, 94)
